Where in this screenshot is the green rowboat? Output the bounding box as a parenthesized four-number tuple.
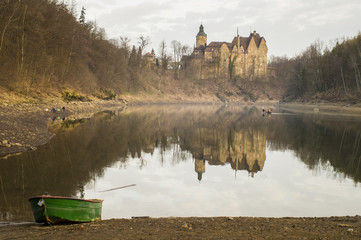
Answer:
(29, 195, 103, 224)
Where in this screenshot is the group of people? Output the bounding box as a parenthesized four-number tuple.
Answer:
(45, 107, 66, 121)
(51, 107, 66, 113)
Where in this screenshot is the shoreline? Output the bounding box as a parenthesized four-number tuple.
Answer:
(1, 216, 360, 239)
(279, 101, 361, 116)
(0, 100, 127, 158)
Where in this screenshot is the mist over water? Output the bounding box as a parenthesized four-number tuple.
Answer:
(1, 105, 361, 221)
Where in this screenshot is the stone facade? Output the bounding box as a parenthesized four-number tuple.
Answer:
(182, 24, 268, 79)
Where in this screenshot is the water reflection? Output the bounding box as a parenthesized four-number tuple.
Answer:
(191, 126, 266, 181)
(1, 105, 361, 221)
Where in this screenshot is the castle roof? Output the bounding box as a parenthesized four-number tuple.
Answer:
(196, 24, 207, 37)
(205, 42, 234, 52)
(231, 37, 249, 48)
(182, 54, 203, 60)
(144, 52, 154, 57)
(201, 31, 265, 54)
(231, 31, 265, 49)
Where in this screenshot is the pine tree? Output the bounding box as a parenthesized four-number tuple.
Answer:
(128, 45, 137, 66)
(79, 7, 85, 24)
(137, 46, 142, 66)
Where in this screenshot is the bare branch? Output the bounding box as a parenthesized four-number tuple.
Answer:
(137, 35, 150, 52)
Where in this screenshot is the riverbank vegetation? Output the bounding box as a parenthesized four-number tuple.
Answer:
(269, 34, 361, 102)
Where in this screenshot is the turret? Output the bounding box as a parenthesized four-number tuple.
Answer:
(237, 27, 240, 50)
(196, 24, 207, 48)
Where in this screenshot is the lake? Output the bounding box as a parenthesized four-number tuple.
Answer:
(1, 104, 361, 222)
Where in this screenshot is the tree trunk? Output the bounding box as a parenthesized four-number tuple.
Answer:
(0, 4, 17, 54)
(350, 54, 360, 92)
(19, 5, 27, 74)
(65, 33, 75, 75)
(340, 66, 348, 96)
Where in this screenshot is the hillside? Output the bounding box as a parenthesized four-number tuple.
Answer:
(0, 1, 360, 105)
(269, 34, 361, 103)
(0, 0, 281, 104)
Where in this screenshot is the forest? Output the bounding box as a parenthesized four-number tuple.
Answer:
(0, 0, 360, 102)
(269, 35, 361, 102)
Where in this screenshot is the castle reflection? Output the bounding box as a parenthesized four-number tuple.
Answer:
(192, 128, 266, 181)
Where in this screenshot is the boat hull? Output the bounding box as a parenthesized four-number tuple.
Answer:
(29, 196, 103, 224)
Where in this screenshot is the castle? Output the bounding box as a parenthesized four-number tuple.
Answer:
(182, 24, 268, 79)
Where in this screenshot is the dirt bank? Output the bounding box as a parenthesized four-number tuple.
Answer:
(1, 216, 361, 239)
(279, 102, 361, 116)
(0, 100, 127, 159)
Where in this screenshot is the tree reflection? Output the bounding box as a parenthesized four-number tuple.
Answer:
(1, 105, 361, 221)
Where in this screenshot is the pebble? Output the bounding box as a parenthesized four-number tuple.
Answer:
(182, 223, 192, 230)
(338, 224, 353, 228)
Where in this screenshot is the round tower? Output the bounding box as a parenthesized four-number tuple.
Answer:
(196, 24, 207, 48)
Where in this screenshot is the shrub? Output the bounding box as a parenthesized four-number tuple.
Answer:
(95, 88, 116, 100)
(62, 90, 88, 102)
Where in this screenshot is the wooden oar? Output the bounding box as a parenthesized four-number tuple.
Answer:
(99, 184, 136, 192)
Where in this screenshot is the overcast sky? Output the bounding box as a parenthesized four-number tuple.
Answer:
(71, 0, 361, 58)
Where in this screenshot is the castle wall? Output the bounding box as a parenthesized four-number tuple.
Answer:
(182, 26, 268, 80)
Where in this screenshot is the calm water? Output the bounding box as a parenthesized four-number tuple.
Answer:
(1, 104, 361, 222)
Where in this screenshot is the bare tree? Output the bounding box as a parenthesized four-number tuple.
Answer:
(181, 45, 192, 56)
(69, 0, 77, 17)
(157, 40, 170, 91)
(350, 54, 361, 92)
(137, 35, 150, 52)
(158, 40, 171, 70)
(19, 5, 27, 74)
(171, 40, 182, 63)
(119, 36, 131, 58)
(159, 40, 166, 60)
(171, 40, 183, 78)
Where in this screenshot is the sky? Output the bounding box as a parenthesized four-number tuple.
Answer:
(70, 0, 361, 58)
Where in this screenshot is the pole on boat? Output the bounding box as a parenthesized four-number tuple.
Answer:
(98, 184, 136, 193)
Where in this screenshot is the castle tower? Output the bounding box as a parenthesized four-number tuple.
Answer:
(195, 158, 205, 181)
(196, 24, 207, 48)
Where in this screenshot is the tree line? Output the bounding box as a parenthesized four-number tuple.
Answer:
(0, 0, 194, 99)
(269, 34, 361, 102)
